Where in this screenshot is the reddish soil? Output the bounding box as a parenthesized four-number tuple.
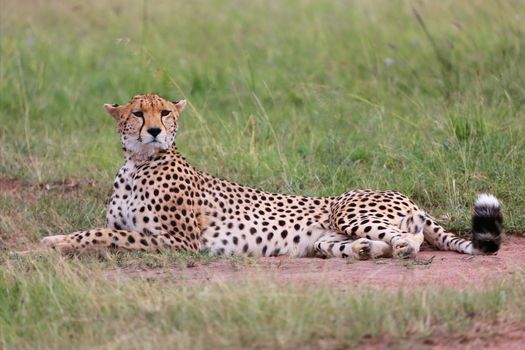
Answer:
(0, 176, 97, 204)
(104, 237, 525, 348)
(1, 176, 98, 251)
(357, 324, 525, 350)
(0, 176, 35, 202)
(107, 235, 525, 290)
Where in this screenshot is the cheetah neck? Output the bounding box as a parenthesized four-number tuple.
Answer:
(124, 144, 167, 163)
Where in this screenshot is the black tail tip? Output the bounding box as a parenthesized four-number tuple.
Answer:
(471, 194, 503, 254)
(472, 233, 501, 253)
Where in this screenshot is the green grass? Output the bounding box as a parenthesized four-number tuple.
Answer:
(1, 252, 524, 349)
(1, 0, 525, 348)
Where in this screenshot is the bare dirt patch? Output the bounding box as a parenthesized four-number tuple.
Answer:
(0, 177, 37, 203)
(106, 235, 525, 290)
(37, 177, 97, 193)
(102, 236, 525, 348)
(1, 176, 98, 251)
(0, 176, 97, 203)
(356, 323, 525, 350)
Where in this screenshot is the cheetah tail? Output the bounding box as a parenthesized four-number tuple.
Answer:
(471, 194, 503, 254)
(423, 194, 503, 254)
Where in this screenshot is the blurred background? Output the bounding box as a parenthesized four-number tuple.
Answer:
(1, 0, 524, 241)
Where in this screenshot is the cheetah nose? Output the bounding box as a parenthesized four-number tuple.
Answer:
(147, 128, 161, 138)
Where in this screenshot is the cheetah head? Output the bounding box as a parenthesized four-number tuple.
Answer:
(104, 94, 186, 160)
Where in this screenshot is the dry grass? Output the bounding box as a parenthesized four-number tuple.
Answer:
(1, 252, 525, 349)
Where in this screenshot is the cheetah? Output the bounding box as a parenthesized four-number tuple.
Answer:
(41, 94, 503, 259)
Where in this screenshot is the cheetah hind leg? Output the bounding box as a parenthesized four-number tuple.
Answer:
(313, 233, 392, 260)
(391, 210, 426, 259)
(353, 238, 392, 259)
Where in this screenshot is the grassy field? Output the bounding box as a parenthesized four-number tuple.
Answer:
(1, 252, 524, 349)
(1, 0, 525, 348)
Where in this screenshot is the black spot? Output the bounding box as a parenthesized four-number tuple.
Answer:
(128, 236, 135, 244)
(281, 230, 288, 239)
(293, 235, 300, 243)
(378, 232, 385, 239)
(140, 239, 148, 246)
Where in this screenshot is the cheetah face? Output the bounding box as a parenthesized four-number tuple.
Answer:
(104, 94, 186, 159)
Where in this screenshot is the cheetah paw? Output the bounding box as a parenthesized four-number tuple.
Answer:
(393, 238, 417, 259)
(41, 235, 75, 254)
(41, 235, 67, 247)
(351, 238, 373, 260)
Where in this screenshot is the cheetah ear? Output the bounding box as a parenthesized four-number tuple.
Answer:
(173, 99, 187, 114)
(104, 103, 121, 119)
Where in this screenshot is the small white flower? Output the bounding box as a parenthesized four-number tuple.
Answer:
(383, 57, 395, 66)
(410, 40, 420, 48)
(25, 36, 36, 47)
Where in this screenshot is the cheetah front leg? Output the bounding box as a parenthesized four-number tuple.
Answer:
(313, 233, 392, 260)
(41, 228, 197, 255)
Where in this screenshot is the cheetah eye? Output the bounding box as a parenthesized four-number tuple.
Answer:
(160, 110, 171, 117)
(132, 111, 144, 118)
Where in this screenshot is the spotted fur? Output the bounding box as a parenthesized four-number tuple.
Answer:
(41, 94, 503, 259)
